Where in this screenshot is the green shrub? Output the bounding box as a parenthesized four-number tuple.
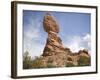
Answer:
(66, 62, 75, 67)
(23, 51, 46, 69)
(47, 63, 56, 68)
(23, 51, 33, 69)
(78, 56, 90, 66)
(32, 57, 45, 68)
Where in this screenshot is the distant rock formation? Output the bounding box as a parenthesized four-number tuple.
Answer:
(67, 49, 90, 66)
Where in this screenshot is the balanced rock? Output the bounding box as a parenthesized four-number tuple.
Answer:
(42, 13, 66, 56)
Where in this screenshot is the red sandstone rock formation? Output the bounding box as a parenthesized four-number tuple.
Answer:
(41, 13, 90, 67)
(42, 13, 66, 56)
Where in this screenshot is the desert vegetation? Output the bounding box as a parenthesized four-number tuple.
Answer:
(23, 50, 91, 69)
(78, 56, 91, 66)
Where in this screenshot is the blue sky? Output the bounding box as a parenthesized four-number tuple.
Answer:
(23, 10, 91, 57)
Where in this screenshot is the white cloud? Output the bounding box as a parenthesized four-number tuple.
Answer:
(24, 39, 45, 58)
(23, 17, 46, 58)
(83, 34, 91, 47)
(24, 18, 41, 39)
(64, 34, 91, 53)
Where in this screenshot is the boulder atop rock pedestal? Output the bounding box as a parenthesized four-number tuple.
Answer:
(42, 13, 66, 56)
(43, 13, 59, 33)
